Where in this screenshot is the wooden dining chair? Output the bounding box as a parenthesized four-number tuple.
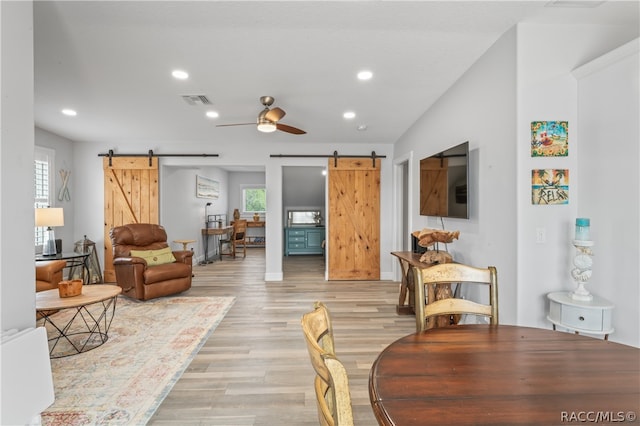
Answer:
(220, 219, 247, 259)
(301, 302, 354, 426)
(412, 263, 498, 333)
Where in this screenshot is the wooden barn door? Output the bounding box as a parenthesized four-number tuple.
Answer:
(103, 157, 159, 282)
(327, 158, 380, 280)
(420, 157, 448, 217)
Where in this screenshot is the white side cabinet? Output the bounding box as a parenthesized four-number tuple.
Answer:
(547, 291, 614, 340)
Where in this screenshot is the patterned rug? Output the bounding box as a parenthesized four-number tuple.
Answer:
(40, 295, 235, 426)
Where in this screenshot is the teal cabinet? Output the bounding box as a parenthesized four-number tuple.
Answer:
(285, 227, 325, 255)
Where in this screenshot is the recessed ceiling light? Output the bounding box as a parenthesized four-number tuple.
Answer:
(206, 111, 219, 119)
(357, 70, 373, 80)
(357, 124, 368, 131)
(172, 70, 189, 80)
(343, 111, 356, 119)
(61, 109, 77, 116)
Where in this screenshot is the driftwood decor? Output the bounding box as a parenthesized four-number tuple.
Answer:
(412, 228, 460, 247)
(412, 227, 459, 265)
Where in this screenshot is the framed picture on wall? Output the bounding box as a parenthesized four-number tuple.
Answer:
(196, 175, 220, 199)
(531, 121, 568, 157)
(531, 169, 569, 205)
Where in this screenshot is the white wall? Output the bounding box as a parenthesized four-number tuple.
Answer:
(394, 27, 519, 324)
(516, 25, 639, 347)
(35, 128, 76, 252)
(161, 165, 229, 263)
(228, 171, 265, 220)
(394, 23, 638, 345)
(573, 39, 639, 346)
(0, 1, 35, 332)
(228, 171, 266, 244)
(71, 140, 394, 282)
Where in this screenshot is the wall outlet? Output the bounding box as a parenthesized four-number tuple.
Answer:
(536, 228, 546, 243)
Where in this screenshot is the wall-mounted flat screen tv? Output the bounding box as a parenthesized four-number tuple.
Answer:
(420, 141, 469, 219)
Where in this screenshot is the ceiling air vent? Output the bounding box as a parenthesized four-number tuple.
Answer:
(181, 94, 212, 106)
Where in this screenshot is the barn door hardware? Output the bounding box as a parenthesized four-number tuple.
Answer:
(270, 151, 385, 168)
(99, 150, 220, 167)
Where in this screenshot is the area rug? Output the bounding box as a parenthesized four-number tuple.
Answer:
(40, 295, 235, 426)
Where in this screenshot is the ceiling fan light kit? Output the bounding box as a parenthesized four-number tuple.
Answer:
(217, 96, 306, 135)
(257, 119, 277, 133)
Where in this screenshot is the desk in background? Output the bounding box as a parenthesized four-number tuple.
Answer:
(232, 220, 265, 247)
(201, 226, 233, 262)
(369, 324, 640, 426)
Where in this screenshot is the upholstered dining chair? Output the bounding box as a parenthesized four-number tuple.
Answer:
(301, 302, 354, 426)
(412, 263, 498, 333)
(220, 219, 247, 259)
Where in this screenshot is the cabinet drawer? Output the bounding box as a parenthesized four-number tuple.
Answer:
(561, 304, 605, 331)
(288, 243, 306, 249)
(288, 236, 305, 243)
(288, 229, 306, 237)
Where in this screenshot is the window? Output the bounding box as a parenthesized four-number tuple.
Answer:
(34, 147, 55, 247)
(242, 186, 266, 213)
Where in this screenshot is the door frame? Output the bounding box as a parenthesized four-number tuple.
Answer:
(393, 151, 414, 282)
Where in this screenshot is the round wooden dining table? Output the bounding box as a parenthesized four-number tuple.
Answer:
(369, 325, 640, 425)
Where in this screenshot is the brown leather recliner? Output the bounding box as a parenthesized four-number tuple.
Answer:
(110, 223, 193, 301)
(35, 259, 67, 292)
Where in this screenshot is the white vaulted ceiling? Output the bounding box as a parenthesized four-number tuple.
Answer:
(34, 1, 639, 146)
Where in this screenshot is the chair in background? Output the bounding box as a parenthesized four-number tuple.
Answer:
(412, 263, 498, 333)
(301, 302, 354, 426)
(220, 219, 247, 259)
(35, 259, 67, 292)
(35, 259, 67, 318)
(110, 223, 193, 301)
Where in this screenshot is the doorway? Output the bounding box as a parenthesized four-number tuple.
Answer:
(282, 166, 326, 279)
(393, 153, 413, 281)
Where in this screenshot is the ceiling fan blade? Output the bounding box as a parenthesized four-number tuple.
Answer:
(265, 107, 285, 122)
(215, 123, 255, 127)
(277, 123, 306, 135)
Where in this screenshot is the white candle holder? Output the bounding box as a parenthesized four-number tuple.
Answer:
(570, 239, 594, 301)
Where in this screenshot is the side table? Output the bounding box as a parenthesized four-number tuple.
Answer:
(173, 239, 196, 251)
(36, 284, 122, 357)
(547, 291, 614, 340)
(36, 251, 91, 284)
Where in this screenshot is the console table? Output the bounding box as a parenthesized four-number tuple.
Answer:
(390, 251, 453, 315)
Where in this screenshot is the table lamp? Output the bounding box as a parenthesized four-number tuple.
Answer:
(35, 207, 64, 256)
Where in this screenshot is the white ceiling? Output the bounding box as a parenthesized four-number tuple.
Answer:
(34, 1, 639, 147)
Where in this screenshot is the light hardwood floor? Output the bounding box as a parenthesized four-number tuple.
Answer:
(149, 248, 415, 425)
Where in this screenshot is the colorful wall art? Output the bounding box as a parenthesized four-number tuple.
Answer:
(531, 169, 569, 205)
(531, 121, 568, 157)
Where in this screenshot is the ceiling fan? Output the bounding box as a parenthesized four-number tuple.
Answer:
(216, 96, 306, 135)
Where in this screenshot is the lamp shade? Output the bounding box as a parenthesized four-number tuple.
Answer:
(35, 207, 64, 227)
